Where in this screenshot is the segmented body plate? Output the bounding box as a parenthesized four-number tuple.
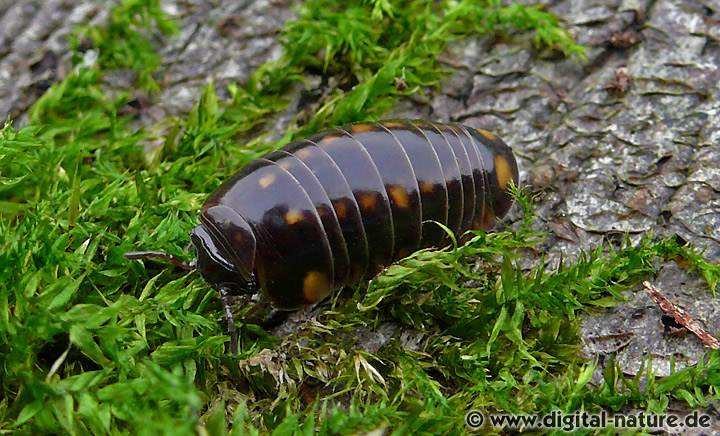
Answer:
(204, 120, 519, 309)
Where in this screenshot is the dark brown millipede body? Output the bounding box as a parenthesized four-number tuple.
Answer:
(125, 120, 519, 350)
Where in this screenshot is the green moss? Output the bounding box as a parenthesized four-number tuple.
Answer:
(70, 0, 177, 91)
(0, 0, 717, 434)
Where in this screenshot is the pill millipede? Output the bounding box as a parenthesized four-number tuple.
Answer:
(125, 119, 519, 351)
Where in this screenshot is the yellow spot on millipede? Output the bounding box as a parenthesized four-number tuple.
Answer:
(316, 205, 330, 218)
(320, 134, 341, 144)
(494, 154, 513, 191)
(278, 160, 292, 170)
(382, 121, 406, 129)
(474, 207, 496, 231)
(388, 185, 410, 208)
(303, 271, 331, 303)
(359, 193, 377, 211)
(295, 148, 313, 159)
(258, 174, 276, 188)
(420, 181, 434, 194)
(333, 200, 348, 220)
(285, 209, 304, 225)
(477, 128, 497, 141)
(350, 123, 375, 134)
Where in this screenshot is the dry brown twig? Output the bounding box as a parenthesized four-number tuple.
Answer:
(642, 281, 720, 350)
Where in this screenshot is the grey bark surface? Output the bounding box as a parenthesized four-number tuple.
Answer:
(0, 1, 108, 121)
(404, 0, 720, 382)
(2, 0, 719, 407)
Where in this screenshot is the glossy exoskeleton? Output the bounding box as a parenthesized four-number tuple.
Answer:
(125, 120, 519, 351)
